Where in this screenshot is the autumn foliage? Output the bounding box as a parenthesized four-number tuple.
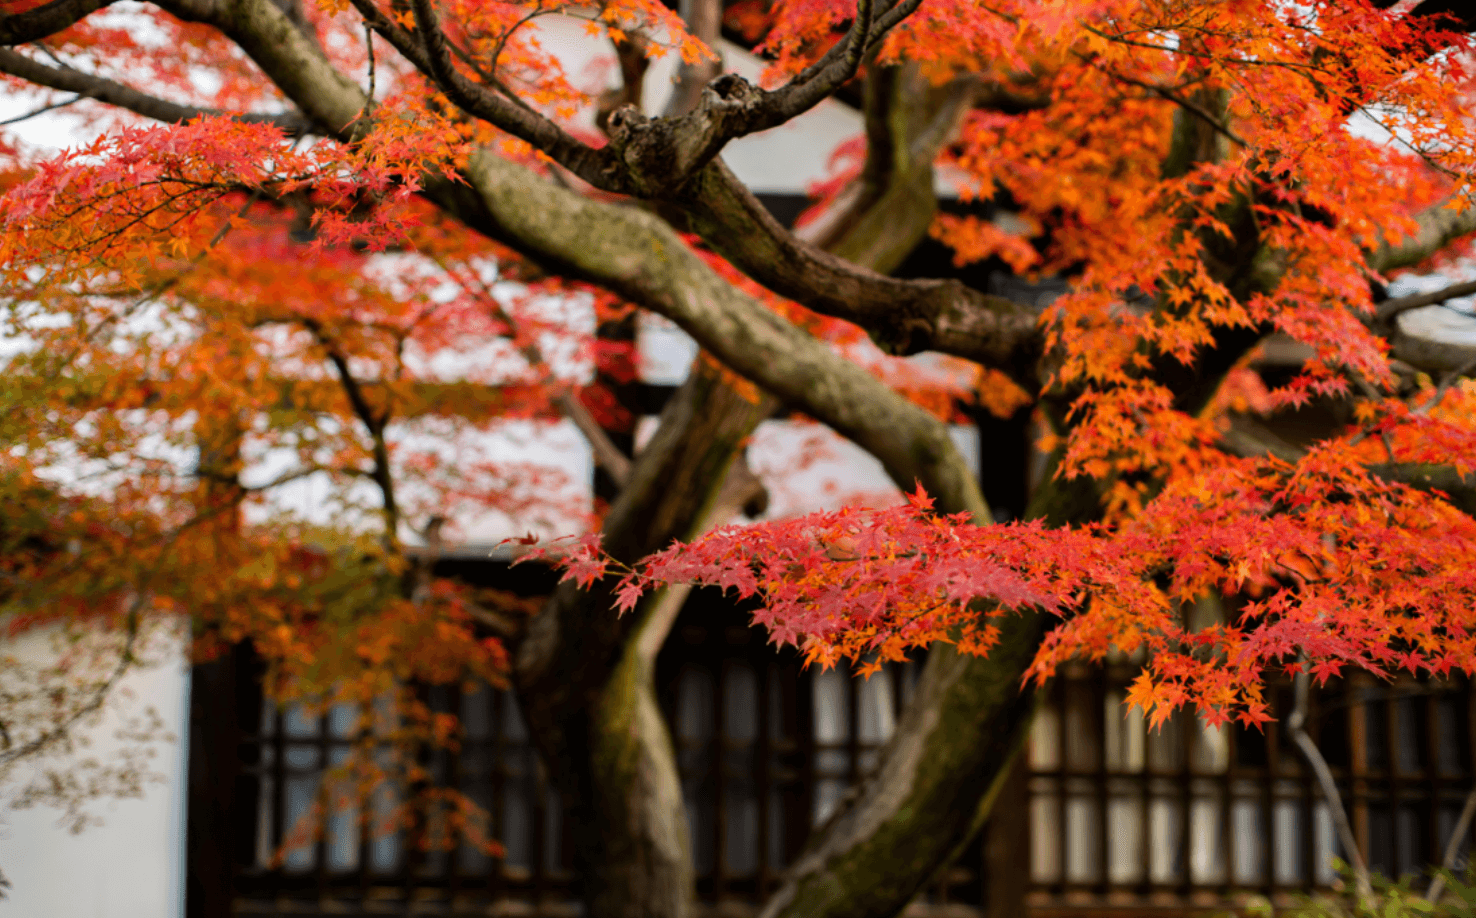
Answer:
(1, 0, 1476, 890)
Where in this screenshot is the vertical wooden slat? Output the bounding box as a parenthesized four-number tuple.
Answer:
(1055, 677, 1068, 897)
(714, 655, 729, 900)
(1221, 718, 1236, 894)
(1179, 709, 1194, 897)
(792, 660, 815, 866)
(402, 689, 428, 913)
(985, 758, 1030, 918)
(1422, 690, 1434, 885)
(1260, 700, 1278, 897)
(756, 658, 773, 900)
(1094, 667, 1110, 894)
(1466, 680, 1476, 868)
(1349, 677, 1370, 865)
(845, 664, 861, 784)
(447, 684, 465, 905)
(1139, 694, 1152, 893)
(488, 688, 505, 903)
(530, 758, 548, 906)
(185, 649, 246, 918)
(1300, 691, 1315, 890)
(315, 705, 329, 903)
(271, 705, 285, 904)
(1387, 687, 1403, 874)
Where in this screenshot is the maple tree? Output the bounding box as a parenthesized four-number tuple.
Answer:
(3, 0, 1476, 914)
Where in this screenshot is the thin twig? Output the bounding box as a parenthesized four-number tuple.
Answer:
(554, 391, 632, 486)
(1415, 353, 1476, 416)
(0, 92, 81, 125)
(302, 318, 400, 549)
(1287, 671, 1373, 902)
(1427, 785, 1476, 901)
(428, 255, 634, 485)
(363, 23, 376, 120)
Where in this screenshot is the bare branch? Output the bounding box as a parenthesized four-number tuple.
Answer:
(0, 47, 315, 135)
(1376, 278, 1476, 323)
(1370, 196, 1476, 274)
(757, 0, 876, 126)
(0, 0, 114, 45)
(1428, 784, 1476, 902)
(303, 320, 400, 545)
(0, 595, 142, 769)
(1221, 416, 1476, 516)
(1288, 672, 1374, 902)
(350, 0, 622, 190)
(679, 160, 1044, 377)
(425, 255, 634, 486)
(0, 91, 80, 124)
(555, 391, 633, 487)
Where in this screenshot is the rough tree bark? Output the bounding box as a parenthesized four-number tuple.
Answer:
(13, 2, 1476, 916)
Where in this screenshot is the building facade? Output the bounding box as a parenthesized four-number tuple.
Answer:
(185, 563, 1476, 918)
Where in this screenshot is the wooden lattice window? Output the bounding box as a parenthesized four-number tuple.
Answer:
(1024, 662, 1476, 915)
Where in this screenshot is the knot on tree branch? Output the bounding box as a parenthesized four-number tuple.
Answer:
(702, 72, 760, 108)
(606, 75, 773, 195)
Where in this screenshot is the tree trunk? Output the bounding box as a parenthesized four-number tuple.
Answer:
(514, 363, 776, 918)
(757, 449, 1101, 918)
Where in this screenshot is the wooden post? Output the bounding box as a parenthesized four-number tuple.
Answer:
(985, 756, 1032, 918)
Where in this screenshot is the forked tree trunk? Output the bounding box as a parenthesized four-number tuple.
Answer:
(514, 364, 775, 918)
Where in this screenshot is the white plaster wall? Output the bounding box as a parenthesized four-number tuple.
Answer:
(0, 628, 189, 918)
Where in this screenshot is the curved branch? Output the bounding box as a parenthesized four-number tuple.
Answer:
(0, 0, 114, 45)
(1375, 278, 1476, 323)
(1288, 673, 1374, 902)
(679, 160, 1044, 377)
(149, 0, 1044, 385)
(1428, 784, 1476, 902)
(754, 0, 876, 129)
(1370, 196, 1476, 274)
(1220, 416, 1476, 516)
(302, 319, 400, 545)
(450, 149, 990, 518)
(347, 0, 623, 190)
(0, 47, 315, 135)
(600, 0, 923, 193)
(0, 595, 142, 769)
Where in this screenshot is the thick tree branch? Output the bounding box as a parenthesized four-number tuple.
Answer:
(1375, 278, 1476, 323)
(1386, 306, 1476, 376)
(0, 0, 114, 45)
(678, 160, 1043, 377)
(0, 47, 315, 135)
(1369, 196, 1476, 274)
(516, 364, 776, 918)
(153, 0, 1045, 385)
(600, 0, 929, 193)
(450, 150, 988, 516)
(808, 63, 940, 268)
(157, 0, 372, 135)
